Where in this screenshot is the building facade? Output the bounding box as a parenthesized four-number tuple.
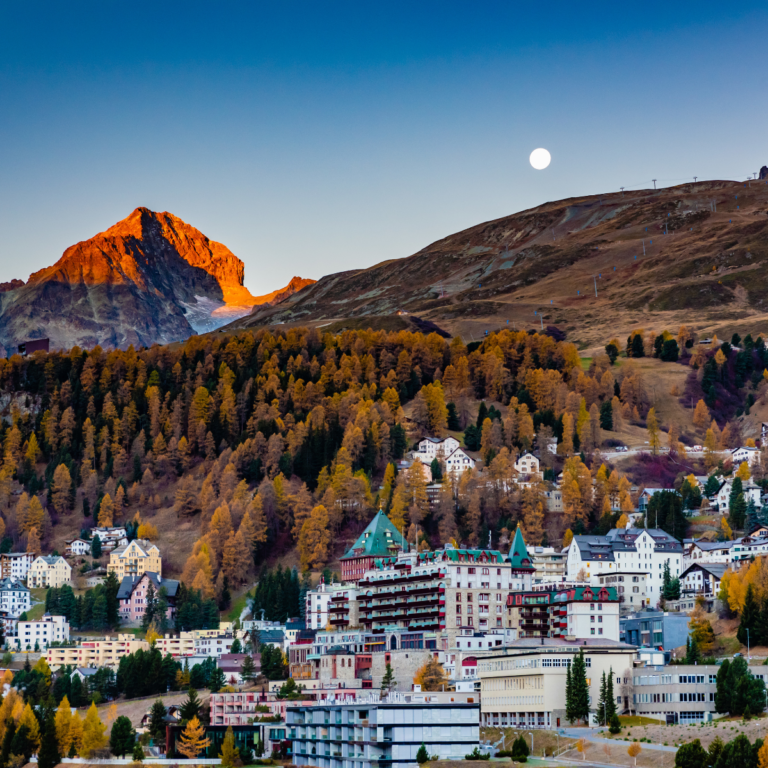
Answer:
(507, 584, 620, 641)
(530, 547, 566, 584)
(0, 553, 34, 581)
(619, 611, 690, 651)
(10, 613, 69, 650)
(630, 663, 768, 723)
(478, 638, 637, 729)
(46, 635, 149, 668)
(108, 539, 162, 580)
(566, 527, 683, 600)
(596, 572, 648, 612)
(28, 556, 72, 588)
(288, 697, 480, 768)
(116, 572, 179, 623)
(0, 578, 31, 617)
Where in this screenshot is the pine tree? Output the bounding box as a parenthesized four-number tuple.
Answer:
(180, 687, 203, 721)
(416, 744, 429, 764)
(38, 711, 61, 768)
(565, 661, 574, 724)
(606, 668, 617, 722)
(738, 584, 760, 646)
(381, 662, 396, 695)
(109, 716, 135, 757)
(570, 650, 590, 724)
(598, 671, 608, 726)
(148, 700, 167, 740)
(241, 655, 256, 683)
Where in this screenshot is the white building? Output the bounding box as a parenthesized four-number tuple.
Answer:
(194, 635, 238, 658)
(0, 553, 35, 581)
(28, 555, 72, 588)
(530, 547, 566, 584)
(90, 526, 129, 551)
(0, 578, 31, 618)
(478, 637, 637, 729)
(565, 527, 683, 601)
(731, 446, 761, 467)
(305, 582, 352, 631)
(65, 538, 92, 557)
(514, 452, 540, 477)
(680, 563, 727, 599)
(415, 436, 460, 462)
(444, 447, 476, 475)
(712, 478, 761, 513)
(10, 613, 69, 650)
(287, 696, 480, 768)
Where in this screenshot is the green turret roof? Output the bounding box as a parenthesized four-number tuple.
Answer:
(508, 527, 535, 571)
(341, 509, 407, 560)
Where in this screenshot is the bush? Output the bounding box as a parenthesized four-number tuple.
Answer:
(609, 714, 621, 734)
(465, 747, 491, 760)
(511, 735, 530, 762)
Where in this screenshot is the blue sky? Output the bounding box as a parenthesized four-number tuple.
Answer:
(1, 1, 767, 295)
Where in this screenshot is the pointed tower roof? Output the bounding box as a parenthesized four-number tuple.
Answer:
(341, 509, 408, 561)
(508, 526, 535, 571)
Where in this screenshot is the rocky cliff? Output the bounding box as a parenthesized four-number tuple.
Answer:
(0, 207, 264, 351)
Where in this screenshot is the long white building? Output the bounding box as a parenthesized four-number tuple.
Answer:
(565, 527, 683, 601)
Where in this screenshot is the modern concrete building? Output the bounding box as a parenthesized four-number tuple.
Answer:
(530, 547, 566, 584)
(46, 634, 149, 668)
(477, 637, 637, 729)
(619, 611, 690, 651)
(630, 663, 768, 723)
(287, 695, 480, 768)
(10, 613, 69, 650)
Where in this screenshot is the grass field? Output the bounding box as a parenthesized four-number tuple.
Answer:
(227, 589, 252, 623)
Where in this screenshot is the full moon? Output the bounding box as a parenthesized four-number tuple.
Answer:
(529, 148, 551, 170)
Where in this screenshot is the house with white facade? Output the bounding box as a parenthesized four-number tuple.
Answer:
(680, 563, 727, 600)
(0, 553, 35, 582)
(514, 452, 540, 477)
(731, 446, 761, 467)
(65, 538, 92, 557)
(415, 436, 460, 462)
(28, 556, 72, 588)
(565, 527, 683, 601)
(444, 447, 475, 475)
(10, 613, 69, 650)
(89, 526, 129, 550)
(0, 578, 31, 618)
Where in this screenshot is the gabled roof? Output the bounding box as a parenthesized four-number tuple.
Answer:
(116, 572, 180, 600)
(681, 562, 728, 579)
(508, 527, 535, 571)
(419, 548, 505, 564)
(341, 510, 408, 561)
(690, 540, 734, 552)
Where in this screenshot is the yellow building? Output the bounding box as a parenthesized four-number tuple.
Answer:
(108, 539, 162, 580)
(28, 556, 72, 588)
(47, 634, 149, 669)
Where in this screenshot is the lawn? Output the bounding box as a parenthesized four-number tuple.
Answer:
(579, 357, 592, 371)
(227, 588, 253, 623)
(24, 603, 46, 621)
(618, 715, 663, 726)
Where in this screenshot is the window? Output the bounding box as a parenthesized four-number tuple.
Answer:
(468, 568, 476, 574)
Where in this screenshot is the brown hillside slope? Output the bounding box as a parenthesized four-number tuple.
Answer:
(229, 179, 768, 347)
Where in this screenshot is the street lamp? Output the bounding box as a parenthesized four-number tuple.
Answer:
(528, 732, 534, 756)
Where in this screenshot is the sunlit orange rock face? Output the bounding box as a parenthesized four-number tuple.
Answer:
(0, 207, 259, 352)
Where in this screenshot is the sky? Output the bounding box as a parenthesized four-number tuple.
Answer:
(1, 1, 767, 296)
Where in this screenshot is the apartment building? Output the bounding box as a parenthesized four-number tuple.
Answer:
(630, 663, 768, 723)
(619, 611, 690, 651)
(597, 572, 648, 612)
(305, 581, 356, 630)
(46, 635, 149, 669)
(90, 526, 129, 551)
(288, 695, 480, 768)
(28, 556, 72, 588)
(477, 637, 637, 729)
(0, 578, 31, 618)
(340, 510, 408, 584)
(414, 436, 460, 461)
(680, 563, 726, 600)
(0, 552, 34, 581)
(117, 572, 179, 623)
(530, 547, 566, 584)
(357, 529, 534, 646)
(507, 584, 620, 641)
(10, 613, 69, 650)
(566, 527, 683, 599)
(108, 539, 161, 580)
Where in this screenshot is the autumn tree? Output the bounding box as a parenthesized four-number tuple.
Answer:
(298, 505, 331, 570)
(413, 657, 448, 691)
(80, 702, 107, 758)
(177, 716, 211, 759)
(51, 464, 73, 515)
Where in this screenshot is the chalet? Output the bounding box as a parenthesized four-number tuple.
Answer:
(514, 452, 540, 477)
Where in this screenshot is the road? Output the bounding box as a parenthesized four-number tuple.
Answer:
(559, 727, 677, 752)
